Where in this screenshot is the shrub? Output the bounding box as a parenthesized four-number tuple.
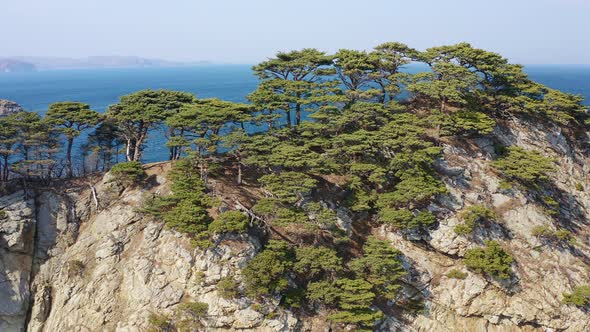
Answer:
(542, 195, 560, 216)
(172, 302, 209, 331)
(447, 269, 468, 280)
(327, 278, 383, 330)
(554, 229, 577, 246)
(265, 311, 279, 320)
(379, 208, 436, 232)
(110, 161, 146, 185)
(282, 287, 306, 309)
(464, 240, 514, 280)
(542, 196, 559, 206)
(208, 211, 249, 234)
(575, 182, 584, 192)
(377, 170, 447, 208)
(147, 313, 174, 332)
(145, 158, 214, 246)
(217, 276, 239, 299)
(532, 226, 577, 246)
(258, 172, 318, 204)
(349, 237, 406, 301)
(531, 225, 553, 238)
(299, 239, 405, 329)
(563, 285, 590, 307)
(345, 188, 377, 212)
(207, 161, 224, 178)
(453, 223, 472, 236)
(444, 110, 496, 136)
(242, 240, 294, 297)
(378, 208, 412, 228)
(251, 198, 278, 216)
(252, 198, 307, 226)
(0, 209, 7, 219)
(167, 158, 208, 197)
(413, 210, 437, 229)
(307, 280, 340, 306)
(498, 179, 513, 191)
(493, 143, 507, 156)
(294, 246, 342, 278)
(177, 301, 208, 319)
(303, 202, 338, 229)
(140, 193, 174, 216)
(492, 147, 555, 186)
(163, 199, 210, 235)
(454, 205, 496, 235)
(271, 207, 308, 225)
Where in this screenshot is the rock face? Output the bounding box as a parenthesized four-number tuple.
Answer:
(0, 191, 35, 331)
(394, 119, 590, 332)
(0, 100, 24, 116)
(23, 165, 297, 332)
(0, 119, 589, 331)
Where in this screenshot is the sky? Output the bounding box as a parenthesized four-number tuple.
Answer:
(1, 0, 589, 64)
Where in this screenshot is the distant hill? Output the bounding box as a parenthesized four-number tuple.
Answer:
(0, 59, 37, 73)
(0, 56, 208, 71)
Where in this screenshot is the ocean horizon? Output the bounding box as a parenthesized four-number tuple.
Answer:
(1, 64, 589, 163)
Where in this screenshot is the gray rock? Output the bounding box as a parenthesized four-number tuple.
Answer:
(22, 173, 297, 332)
(0, 100, 23, 116)
(0, 191, 36, 331)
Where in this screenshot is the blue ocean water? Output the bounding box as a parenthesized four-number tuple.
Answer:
(525, 65, 590, 103)
(0, 65, 257, 113)
(0, 64, 588, 163)
(0, 65, 257, 162)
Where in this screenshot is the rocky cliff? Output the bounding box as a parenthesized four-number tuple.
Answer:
(0, 191, 36, 331)
(0, 100, 24, 116)
(0, 118, 589, 332)
(384, 118, 590, 331)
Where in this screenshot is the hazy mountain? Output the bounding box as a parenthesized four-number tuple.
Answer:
(0, 56, 209, 71)
(0, 59, 37, 73)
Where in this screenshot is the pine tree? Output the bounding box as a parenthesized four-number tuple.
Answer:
(45, 101, 100, 177)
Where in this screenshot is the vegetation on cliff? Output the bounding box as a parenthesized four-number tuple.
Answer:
(3, 42, 589, 331)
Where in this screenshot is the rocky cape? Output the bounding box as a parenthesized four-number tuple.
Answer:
(1, 117, 590, 332)
(0, 100, 25, 116)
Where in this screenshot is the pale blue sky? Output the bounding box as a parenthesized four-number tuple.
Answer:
(1, 0, 589, 64)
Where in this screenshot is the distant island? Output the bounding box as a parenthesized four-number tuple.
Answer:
(0, 56, 209, 72)
(0, 59, 37, 73)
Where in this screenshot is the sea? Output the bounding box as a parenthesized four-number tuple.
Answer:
(0, 64, 589, 163)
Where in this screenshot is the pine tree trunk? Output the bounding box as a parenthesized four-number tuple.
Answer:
(66, 137, 74, 178)
(379, 85, 387, 105)
(168, 128, 175, 161)
(133, 140, 142, 161)
(125, 139, 133, 162)
(23, 147, 30, 178)
(237, 161, 242, 185)
(286, 110, 292, 128)
(133, 130, 147, 161)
